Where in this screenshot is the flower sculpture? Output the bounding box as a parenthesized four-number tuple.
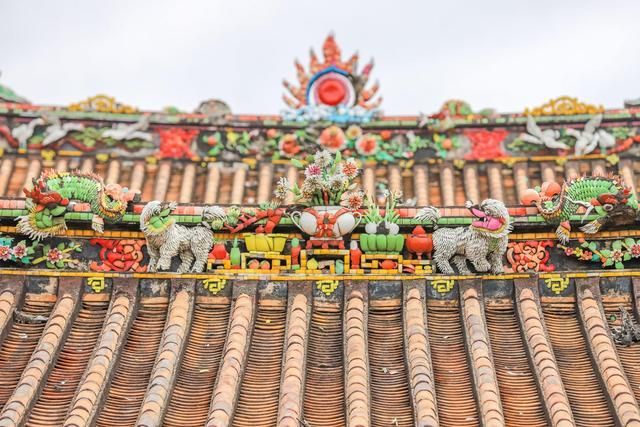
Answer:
(288, 150, 363, 248)
(355, 133, 380, 156)
(289, 150, 362, 207)
(318, 126, 347, 152)
(278, 133, 301, 157)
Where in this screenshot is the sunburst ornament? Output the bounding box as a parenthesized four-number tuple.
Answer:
(283, 34, 381, 111)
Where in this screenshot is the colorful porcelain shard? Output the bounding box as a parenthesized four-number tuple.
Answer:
(522, 176, 639, 243)
(524, 96, 604, 116)
(415, 199, 512, 274)
(140, 201, 223, 273)
(17, 170, 139, 240)
(283, 34, 381, 122)
(90, 238, 147, 272)
(506, 240, 555, 273)
(68, 94, 138, 114)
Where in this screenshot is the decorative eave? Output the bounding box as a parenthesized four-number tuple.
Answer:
(2, 101, 640, 129)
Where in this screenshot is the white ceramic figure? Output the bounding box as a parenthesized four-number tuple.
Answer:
(11, 117, 45, 150)
(567, 114, 615, 156)
(102, 115, 152, 142)
(519, 115, 569, 151)
(415, 199, 512, 274)
(141, 201, 219, 273)
(40, 115, 85, 146)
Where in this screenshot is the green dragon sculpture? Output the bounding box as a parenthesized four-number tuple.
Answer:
(17, 170, 139, 240)
(522, 175, 639, 243)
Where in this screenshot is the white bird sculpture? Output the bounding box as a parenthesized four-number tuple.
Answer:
(102, 115, 152, 141)
(11, 117, 45, 150)
(567, 114, 615, 156)
(519, 115, 570, 151)
(41, 115, 84, 146)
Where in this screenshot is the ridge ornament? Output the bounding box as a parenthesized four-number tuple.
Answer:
(415, 199, 512, 274)
(17, 170, 139, 240)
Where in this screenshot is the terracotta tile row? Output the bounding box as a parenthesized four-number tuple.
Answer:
(5, 277, 640, 427)
(0, 291, 16, 338)
(63, 292, 134, 426)
(368, 299, 414, 426)
(206, 293, 254, 427)
(163, 299, 231, 426)
(0, 295, 56, 410)
(303, 303, 345, 426)
(517, 287, 574, 427)
(542, 299, 614, 426)
(233, 301, 287, 426)
(485, 299, 547, 426)
(0, 293, 77, 426)
(96, 298, 169, 427)
(461, 285, 504, 427)
(426, 299, 479, 426)
(344, 289, 370, 427)
(578, 285, 640, 425)
(277, 293, 310, 427)
(137, 287, 194, 426)
(404, 287, 438, 426)
(28, 299, 109, 426)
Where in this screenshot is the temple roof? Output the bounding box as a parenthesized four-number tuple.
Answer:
(0, 274, 639, 426)
(1, 34, 640, 427)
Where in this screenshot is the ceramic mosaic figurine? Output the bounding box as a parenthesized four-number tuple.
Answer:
(415, 199, 512, 274)
(521, 176, 639, 243)
(140, 201, 223, 273)
(17, 170, 139, 240)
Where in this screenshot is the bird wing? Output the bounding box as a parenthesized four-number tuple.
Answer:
(583, 114, 602, 135)
(526, 115, 544, 138)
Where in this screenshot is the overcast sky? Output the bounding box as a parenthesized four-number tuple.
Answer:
(1, 1, 639, 115)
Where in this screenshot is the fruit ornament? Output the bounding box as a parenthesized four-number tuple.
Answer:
(406, 225, 433, 259)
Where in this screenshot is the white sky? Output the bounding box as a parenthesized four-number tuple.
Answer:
(1, 0, 639, 115)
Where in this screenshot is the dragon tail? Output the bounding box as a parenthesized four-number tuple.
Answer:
(16, 213, 66, 241)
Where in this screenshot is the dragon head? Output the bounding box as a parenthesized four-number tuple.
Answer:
(521, 181, 564, 216)
(140, 201, 177, 236)
(467, 199, 512, 238)
(586, 187, 638, 228)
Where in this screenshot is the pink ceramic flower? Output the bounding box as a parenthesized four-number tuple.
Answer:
(611, 250, 624, 263)
(305, 164, 322, 178)
(47, 248, 64, 263)
(0, 246, 11, 261)
(341, 191, 364, 210)
(355, 134, 379, 156)
(341, 159, 359, 178)
(278, 134, 301, 157)
(11, 244, 26, 259)
(319, 126, 347, 152)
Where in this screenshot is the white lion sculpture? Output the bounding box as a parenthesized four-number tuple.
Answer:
(415, 199, 512, 274)
(140, 201, 225, 273)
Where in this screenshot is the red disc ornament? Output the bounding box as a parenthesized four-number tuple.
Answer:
(317, 78, 346, 106)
